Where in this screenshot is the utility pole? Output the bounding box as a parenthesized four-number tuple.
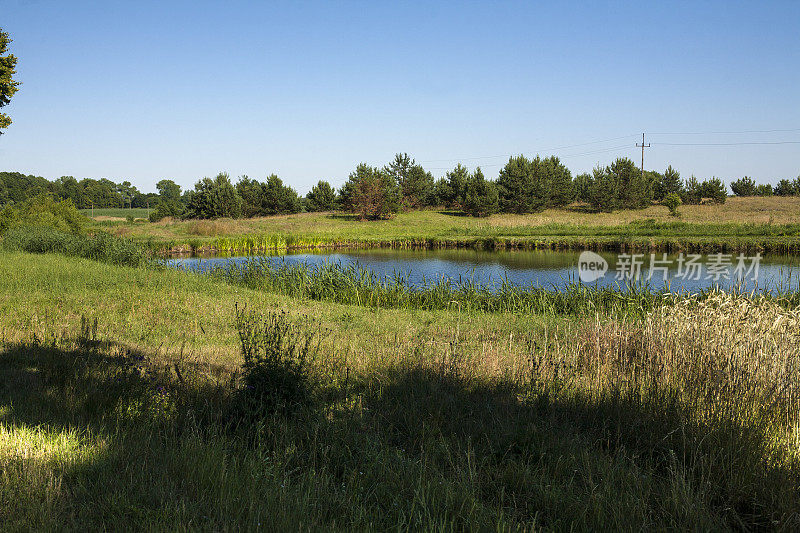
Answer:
(636, 133, 650, 179)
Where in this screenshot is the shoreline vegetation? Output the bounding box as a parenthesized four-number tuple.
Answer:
(101, 197, 800, 256)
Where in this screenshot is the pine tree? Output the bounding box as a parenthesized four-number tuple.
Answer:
(497, 155, 550, 214)
(544, 156, 575, 207)
(462, 168, 499, 217)
(305, 180, 337, 211)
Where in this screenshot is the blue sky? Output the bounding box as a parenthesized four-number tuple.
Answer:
(1, 0, 799, 194)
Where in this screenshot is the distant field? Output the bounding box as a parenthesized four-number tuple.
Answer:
(80, 207, 150, 220)
(96, 196, 800, 254)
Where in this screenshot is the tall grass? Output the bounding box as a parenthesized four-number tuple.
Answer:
(2, 225, 150, 267)
(203, 256, 800, 318)
(3, 291, 800, 529)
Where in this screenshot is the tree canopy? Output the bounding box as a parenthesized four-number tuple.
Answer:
(0, 29, 20, 134)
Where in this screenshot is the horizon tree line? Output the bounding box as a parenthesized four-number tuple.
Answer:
(1, 155, 798, 222)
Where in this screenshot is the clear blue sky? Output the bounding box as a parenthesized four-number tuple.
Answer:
(1, 0, 799, 194)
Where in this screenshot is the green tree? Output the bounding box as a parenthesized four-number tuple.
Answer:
(341, 163, 399, 220)
(730, 176, 757, 197)
(700, 177, 727, 204)
(774, 179, 799, 196)
(544, 156, 574, 207)
(236, 176, 265, 217)
(385, 153, 434, 209)
(573, 172, 592, 203)
(431, 178, 453, 207)
(262, 175, 301, 215)
(611, 158, 652, 209)
(0, 29, 20, 134)
(187, 172, 243, 219)
(444, 164, 470, 210)
(156, 179, 182, 203)
(586, 166, 619, 212)
(654, 165, 683, 201)
(462, 168, 499, 217)
(497, 155, 550, 214)
(305, 180, 337, 212)
(682, 176, 702, 205)
(755, 183, 773, 196)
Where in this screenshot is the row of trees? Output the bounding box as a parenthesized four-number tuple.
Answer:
(0, 172, 163, 210)
(730, 176, 800, 197)
(3, 157, 799, 221)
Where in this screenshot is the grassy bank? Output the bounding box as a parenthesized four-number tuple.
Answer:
(100, 197, 800, 255)
(2, 250, 800, 529)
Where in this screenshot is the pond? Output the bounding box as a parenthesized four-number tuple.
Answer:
(168, 248, 800, 293)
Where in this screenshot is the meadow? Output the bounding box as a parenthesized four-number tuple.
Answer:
(2, 245, 800, 529)
(102, 196, 800, 255)
(81, 207, 150, 220)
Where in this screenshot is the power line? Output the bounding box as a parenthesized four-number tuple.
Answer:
(418, 129, 800, 170)
(654, 140, 800, 146)
(649, 128, 800, 135)
(425, 144, 636, 170)
(419, 134, 638, 163)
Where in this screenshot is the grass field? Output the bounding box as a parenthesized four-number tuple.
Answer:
(2, 250, 800, 529)
(97, 197, 800, 254)
(80, 207, 150, 220)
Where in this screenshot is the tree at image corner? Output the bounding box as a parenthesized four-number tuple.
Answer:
(0, 28, 20, 134)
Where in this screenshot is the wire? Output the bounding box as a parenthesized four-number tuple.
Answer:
(649, 128, 800, 135)
(654, 141, 800, 146)
(419, 134, 638, 163)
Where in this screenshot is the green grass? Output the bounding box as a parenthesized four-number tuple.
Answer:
(80, 207, 150, 219)
(103, 197, 800, 254)
(2, 250, 800, 529)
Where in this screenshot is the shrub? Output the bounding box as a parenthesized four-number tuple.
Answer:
(700, 177, 727, 204)
(233, 306, 322, 416)
(662, 193, 682, 217)
(774, 179, 798, 196)
(149, 199, 185, 222)
(0, 194, 87, 235)
(731, 176, 757, 197)
(755, 183, 773, 196)
(2, 225, 149, 267)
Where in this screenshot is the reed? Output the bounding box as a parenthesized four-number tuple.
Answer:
(203, 256, 800, 318)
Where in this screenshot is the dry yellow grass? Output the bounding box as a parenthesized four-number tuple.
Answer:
(112, 196, 800, 245)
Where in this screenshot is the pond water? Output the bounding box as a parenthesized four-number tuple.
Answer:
(168, 248, 800, 293)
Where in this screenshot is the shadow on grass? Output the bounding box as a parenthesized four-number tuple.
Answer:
(1, 341, 799, 529)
